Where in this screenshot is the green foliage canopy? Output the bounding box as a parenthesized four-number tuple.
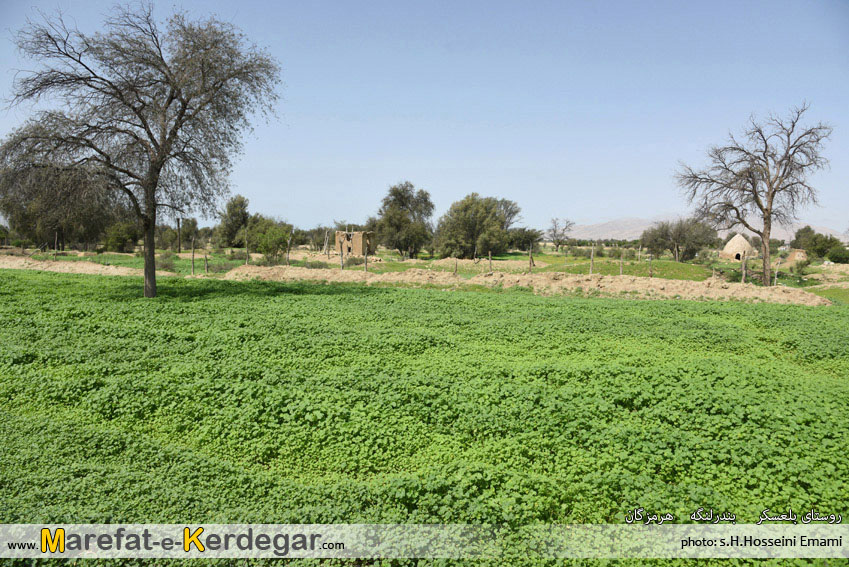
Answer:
(435, 193, 519, 258)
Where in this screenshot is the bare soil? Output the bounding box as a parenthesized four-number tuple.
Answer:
(224, 265, 830, 306)
(0, 250, 829, 305)
(0, 256, 178, 277)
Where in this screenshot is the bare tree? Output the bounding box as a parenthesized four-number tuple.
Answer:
(1, 3, 280, 296)
(677, 104, 831, 285)
(547, 217, 574, 252)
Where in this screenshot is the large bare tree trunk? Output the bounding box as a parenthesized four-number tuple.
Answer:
(761, 220, 772, 286)
(143, 217, 157, 298)
(143, 185, 157, 298)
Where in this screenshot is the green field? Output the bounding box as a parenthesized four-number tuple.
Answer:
(1, 270, 848, 564)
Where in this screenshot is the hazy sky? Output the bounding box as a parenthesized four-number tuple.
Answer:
(1, 0, 847, 230)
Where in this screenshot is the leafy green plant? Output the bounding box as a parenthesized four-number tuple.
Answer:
(827, 245, 849, 264)
(0, 271, 847, 567)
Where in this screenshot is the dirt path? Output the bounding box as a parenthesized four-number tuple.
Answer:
(0, 255, 178, 277)
(224, 265, 830, 306)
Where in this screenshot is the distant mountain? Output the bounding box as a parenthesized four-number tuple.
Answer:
(569, 217, 846, 243)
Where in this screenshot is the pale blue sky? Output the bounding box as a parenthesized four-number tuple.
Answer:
(1, 0, 847, 230)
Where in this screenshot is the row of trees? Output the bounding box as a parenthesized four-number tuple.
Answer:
(0, 0, 838, 296)
(640, 218, 717, 262)
(790, 226, 847, 260)
(204, 185, 549, 261)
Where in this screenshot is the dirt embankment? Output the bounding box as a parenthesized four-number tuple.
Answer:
(224, 265, 830, 306)
(806, 263, 849, 286)
(431, 257, 547, 271)
(0, 250, 830, 305)
(0, 256, 178, 277)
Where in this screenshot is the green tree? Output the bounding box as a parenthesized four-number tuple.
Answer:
(217, 195, 250, 247)
(247, 215, 290, 263)
(105, 221, 140, 252)
(374, 181, 434, 258)
(180, 218, 199, 248)
(791, 226, 816, 251)
(1, 3, 280, 297)
(792, 226, 842, 258)
(640, 218, 716, 261)
(810, 234, 842, 258)
(435, 193, 515, 258)
(508, 227, 544, 252)
(0, 164, 123, 249)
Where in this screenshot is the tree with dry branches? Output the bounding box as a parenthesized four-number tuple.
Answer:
(547, 217, 574, 252)
(677, 104, 831, 286)
(1, 3, 280, 297)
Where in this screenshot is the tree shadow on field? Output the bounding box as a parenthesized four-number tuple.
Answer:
(102, 277, 389, 303)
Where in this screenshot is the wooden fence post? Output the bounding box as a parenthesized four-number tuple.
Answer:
(204, 254, 208, 274)
(619, 248, 623, 275)
(489, 250, 492, 273)
(589, 242, 595, 275)
(741, 252, 747, 283)
(774, 259, 780, 286)
(364, 250, 368, 272)
(649, 254, 653, 278)
(528, 248, 533, 272)
(191, 237, 195, 275)
(454, 258, 458, 276)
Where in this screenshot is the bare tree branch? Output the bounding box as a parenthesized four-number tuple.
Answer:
(1, 2, 281, 297)
(677, 104, 832, 285)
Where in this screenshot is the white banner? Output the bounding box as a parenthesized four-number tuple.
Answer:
(1, 523, 847, 559)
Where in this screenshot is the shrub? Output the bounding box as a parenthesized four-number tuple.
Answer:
(208, 263, 231, 273)
(790, 259, 810, 275)
(827, 245, 849, 264)
(228, 250, 247, 260)
(157, 251, 176, 271)
(304, 260, 329, 269)
(344, 256, 365, 267)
